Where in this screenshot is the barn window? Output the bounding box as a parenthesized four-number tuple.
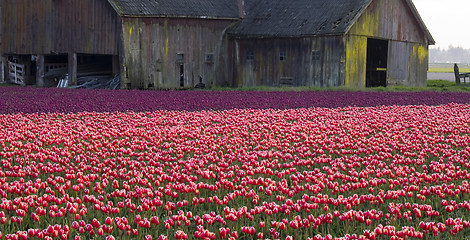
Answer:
(246, 50, 254, 60)
(280, 51, 287, 61)
(205, 53, 214, 63)
(176, 53, 184, 63)
(311, 50, 320, 61)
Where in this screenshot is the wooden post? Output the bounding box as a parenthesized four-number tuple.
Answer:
(454, 63, 461, 85)
(112, 55, 120, 76)
(23, 57, 31, 85)
(36, 55, 45, 87)
(0, 57, 5, 83)
(68, 52, 77, 86)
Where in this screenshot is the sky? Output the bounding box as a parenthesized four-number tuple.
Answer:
(412, 0, 470, 49)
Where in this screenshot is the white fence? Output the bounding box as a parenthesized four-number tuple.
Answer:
(8, 61, 25, 85)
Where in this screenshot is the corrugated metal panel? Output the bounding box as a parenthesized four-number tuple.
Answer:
(231, 0, 370, 37)
(1, 0, 120, 55)
(108, 0, 240, 19)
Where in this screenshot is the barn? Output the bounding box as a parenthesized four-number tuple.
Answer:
(0, 0, 121, 87)
(229, 0, 435, 88)
(0, 0, 434, 89)
(108, 0, 240, 89)
(0, 0, 240, 89)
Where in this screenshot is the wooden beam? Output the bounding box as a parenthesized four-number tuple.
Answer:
(36, 55, 45, 87)
(23, 57, 32, 85)
(68, 52, 77, 86)
(0, 57, 5, 83)
(112, 55, 120, 76)
(454, 64, 461, 85)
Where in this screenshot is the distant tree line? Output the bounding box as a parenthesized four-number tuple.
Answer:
(429, 46, 470, 64)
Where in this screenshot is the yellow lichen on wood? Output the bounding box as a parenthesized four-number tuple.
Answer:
(121, 22, 136, 87)
(123, 22, 134, 48)
(415, 44, 427, 64)
(129, 25, 134, 36)
(345, 49, 351, 86)
(162, 20, 169, 57)
(165, 38, 169, 56)
(345, 36, 367, 87)
(348, 8, 380, 37)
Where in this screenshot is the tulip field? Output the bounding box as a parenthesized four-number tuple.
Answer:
(0, 87, 470, 240)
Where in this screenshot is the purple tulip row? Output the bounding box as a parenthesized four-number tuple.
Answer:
(1, 87, 469, 113)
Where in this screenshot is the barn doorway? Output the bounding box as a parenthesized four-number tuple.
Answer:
(179, 64, 184, 87)
(366, 38, 388, 87)
(77, 54, 113, 73)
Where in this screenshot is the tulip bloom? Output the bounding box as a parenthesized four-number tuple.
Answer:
(0, 94, 469, 240)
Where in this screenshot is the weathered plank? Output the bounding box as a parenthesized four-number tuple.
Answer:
(36, 55, 45, 87)
(68, 53, 77, 86)
(348, 0, 428, 44)
(1, 0, 120, 55)
(345, 0, 429, 87)
(387, 41, 410, 86)
(232, 36, 344, 88)
(121, 17, 236, 89)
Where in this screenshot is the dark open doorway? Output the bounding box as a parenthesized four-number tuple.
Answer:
(42, 54, 115, 87)
(77, 54, 113, 74)
(179, 64, 184, 87)
(366, 38, 388, 87)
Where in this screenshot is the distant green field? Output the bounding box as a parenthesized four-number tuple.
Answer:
(209, 80, 470, 92)
(428, 63, 470, 73)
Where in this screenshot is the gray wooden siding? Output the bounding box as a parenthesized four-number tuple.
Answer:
(346, 0, 430, 87)
(1, 0, 120, 55)
(348, 0, 428, 44)
(232, 36, 345, 88)
(121, 18, 235, 89)
(387, 41, 410, 85)
(387, 41, 428, 87)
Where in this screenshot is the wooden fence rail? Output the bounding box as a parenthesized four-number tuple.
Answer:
(8, 61, 25, 85)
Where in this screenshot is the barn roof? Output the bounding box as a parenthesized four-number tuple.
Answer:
(107, 0, 240, 19)
(106, 0, 434, 44)
(230, 0, 435, 44)
(230, 0, 371, 37)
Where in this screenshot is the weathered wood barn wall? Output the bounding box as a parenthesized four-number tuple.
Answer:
(229, 0, 434, 88)
(230, 37, 345, 87)
(108, 0, 240, 89)
(345, 0, 432, 87)
(120, 18, 236, 89)
(2, 0, 120, 54)
(1, 0, 433, 89)
(1, 0, 121, 86)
